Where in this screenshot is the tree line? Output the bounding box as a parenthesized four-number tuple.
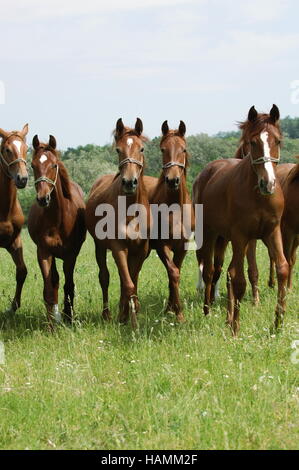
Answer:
(19, 116, 299, 218)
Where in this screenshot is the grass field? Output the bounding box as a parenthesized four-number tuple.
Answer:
(0, 230, 298, 450)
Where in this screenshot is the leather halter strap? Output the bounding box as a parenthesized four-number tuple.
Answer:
(119, 157, 143, 169)
(162, 160, 185, 170)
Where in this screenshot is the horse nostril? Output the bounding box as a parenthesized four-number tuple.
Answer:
(175, 177, 180, 186)
(133, 178, 137, 186)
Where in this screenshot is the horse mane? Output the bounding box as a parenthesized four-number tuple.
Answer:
(33, 143, 72, 199)
(57, 160, 72, 199)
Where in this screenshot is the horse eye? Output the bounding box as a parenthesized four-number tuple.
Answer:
(140, 148, 144, 153)
(116, 148, 120, 154)
(52, 164, 57, 169)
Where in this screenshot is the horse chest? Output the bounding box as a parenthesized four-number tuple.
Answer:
(44, 230, 64, 250)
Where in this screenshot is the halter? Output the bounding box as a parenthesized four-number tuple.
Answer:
(162, 160, 185, 170)
(34, 164, 59, 195)
(119, 158, 144, 169)
(0, 133, 27, 179)
(241, 144, 281, 167)
(118, 157, 144, 179)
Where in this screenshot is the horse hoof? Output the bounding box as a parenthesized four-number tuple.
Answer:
(102, 309, 112, 321)
(176, 313, 186, 323)
(5, 300, 19, 315)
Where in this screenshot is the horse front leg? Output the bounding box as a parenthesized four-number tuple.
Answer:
(227, 237, 247, 336)
(246, 239, 260, 305)
(264, 228, 289, 330)
(95, 245, 111, 321)
(157, 245, 185, 322)
(112, 247, 136, 329)
(37, 248, 59, 330)
(128, 244, 149, 319)
(6, 235, 27, 313)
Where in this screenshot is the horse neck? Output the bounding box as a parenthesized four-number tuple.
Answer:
(45, 175, 67, 224)
(235, 141, 249, 159)
(0, 168, 17, 218)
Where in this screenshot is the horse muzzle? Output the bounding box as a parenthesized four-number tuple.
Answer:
(165, 176, 180, 191)
(15, 174, 28, 189)
(259, 178, 275, 196)
(122, 177, 138, 194)
(37, 193, 51, 207)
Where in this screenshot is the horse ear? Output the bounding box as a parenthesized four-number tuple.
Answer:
(178, 120, 186, 137)
(0, 127, 9, 139)
(115, 118, 124, 140)
(32, 134, 40, 150)
(135, 117, 143, 136)
(21, 123, 29, 137)
(248, 106, 258, 122)
(270, 104, 280, 123)
(161, 120, 169, 136)
(49, 135, 57, 149)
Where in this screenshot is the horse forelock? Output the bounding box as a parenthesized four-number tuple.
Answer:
(33, 143, 60, 160)
(112, 126, 148, 144)
(238, 114, 282, 142)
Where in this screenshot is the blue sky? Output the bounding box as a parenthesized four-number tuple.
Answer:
(1, 0, 299, 148)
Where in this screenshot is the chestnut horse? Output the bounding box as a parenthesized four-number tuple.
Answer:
(28, 135, 86, 329)
(85, 118, 150, 329)
(0, 124, 29, 313)
(193, 105, 288, 335)
(267, 162, 299, 289)
(144, 121, 195, 322)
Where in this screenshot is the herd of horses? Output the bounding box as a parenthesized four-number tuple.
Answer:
(0, 104, 298, 335)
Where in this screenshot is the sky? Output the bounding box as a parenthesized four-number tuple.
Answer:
(1, 0, 299, 148)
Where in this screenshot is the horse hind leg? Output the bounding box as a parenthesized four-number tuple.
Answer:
(263, 228, 289, 330)
(210, 237, 228, 304)
(96, 246, 111, 321)
(6, 236, 28, 313)
(227, 237, 247, 336)
(63, 256, 77, 324)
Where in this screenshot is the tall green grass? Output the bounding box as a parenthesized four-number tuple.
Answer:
(0, 231, 298, 449)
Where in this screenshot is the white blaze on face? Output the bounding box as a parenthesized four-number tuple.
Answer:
(260, 131, 276, 193)
(13, 140, 22, 154)
(127, 138, 133, 148)
(39, 154, 48, 163)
